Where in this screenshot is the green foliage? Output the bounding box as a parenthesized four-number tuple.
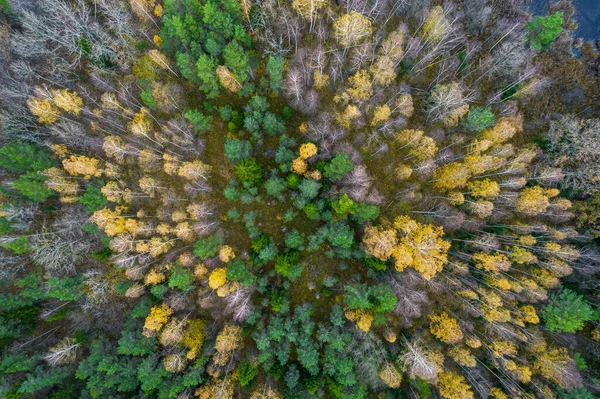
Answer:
(343, 283, 397, 312)
(18, 365, 73, 395)
(237, 360, 258, 387)
(0, 142, 53, 173)
(526, 12, 564, 51)
(285, 229, 305, 250)
(227, 258, 256, 286)
(298, 179, 322, 200)
(364, 256, 387, 271)
(235, 157, 264, 185)
(574, 352, 587, 371)
(556, 387, 595, 399)
(220, 105, 233, 120)
(224, 138, 252, 163)
(542, 288, 594, 333)
(265, 175, 287, 197)
(194, 233, 224, 259)
(47, 276, 83, 301)
(223, 40, 250, 81)
(461, 106, 495, 131)
(1, 236, 29, 254)
(118, 319, 157, 356)
(263, 112, 285, 136)
(326, 222, 354, 249)
(332, 194, 358, 218)
(184, 109, 213, 133)
(323, 153, 353, 182)
(351, 203, 380, 224)
(169, 265, 194, 291)
(267, 56, 285, 92)
(140, 89, 157, 110)
(76, 339, 141, 397)
(281, 106, 295, 121)
(12, 172, 53, 202)
(137, 353, 168, 394)
(196, 54, 221, 98)
(0, 217, 13, 234)
(79, 183, 108, 212)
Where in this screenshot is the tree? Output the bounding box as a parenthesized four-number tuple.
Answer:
(515, 186, 553, 215)
(144, 304, 173, 336)
(365, 216, 451, 279)
(422, 6, 450, 43)
(527, 12, 564, 51)
(235, 158, 264, 185)
(429, 312, 463, 344)
(542, 289, 594, 333)
(237, 360, 258, 387)
(183, 319, 206, 359)
(556, 387, 595, 399)
(169, 264, 194, 291)
(461, 106, 495, 131)
(333, 11, 373, 48)
(12, 172, 54, 202)
(79, 184, 109, 213)
(326, 222, 354, 249)
(28, 97, 59, 124)
(194, 233, 223, 259)
(213, 324, 243, 367)
(379, 363, 401, 388)
(437, 371, 474, 399)
(184, 109, 213, 133)
(291, 0, 326, 21)
(371, 105, 391, 126)
(1, 236, 29, 254)
(0, 142, 53, 172)
(265, 176, 287, 197)
(223, 40, 249, 82)
(196, 54, 221, 98)
(52, 89, 83, 115)
(267, 56, 285, 92)
(323, 153, 353, 181)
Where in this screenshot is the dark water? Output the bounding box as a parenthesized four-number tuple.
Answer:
(527, 0, 600, 41)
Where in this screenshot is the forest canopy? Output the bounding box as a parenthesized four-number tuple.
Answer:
(0, 0, 599, 398)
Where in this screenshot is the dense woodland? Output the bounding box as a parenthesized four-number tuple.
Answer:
(0, 0, 599, 398)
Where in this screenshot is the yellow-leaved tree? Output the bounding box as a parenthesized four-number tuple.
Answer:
(143, 304, 173, 337)
(362, 216, 450, 279)
(429, 312, 463, 344)
(333, 11, 373, 48)
(437, 371, 474, 399)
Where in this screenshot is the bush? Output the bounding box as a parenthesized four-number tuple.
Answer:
(542, 289, 594, 333)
